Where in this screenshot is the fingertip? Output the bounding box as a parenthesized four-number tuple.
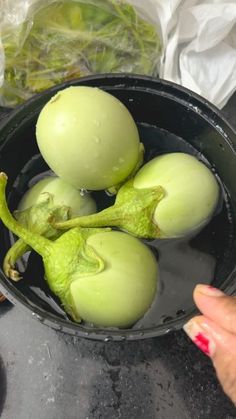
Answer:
(193, 287, 236, 336)
(193, 284, 207, 305)
(184, 311, 236, 403)
(194, 284, 225, 301)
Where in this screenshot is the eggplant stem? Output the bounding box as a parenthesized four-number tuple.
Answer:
(52, 206, 119, 230)
(0, 173, 52, 258)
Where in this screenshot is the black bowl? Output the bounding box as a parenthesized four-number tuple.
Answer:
(0, 74, 236, 341)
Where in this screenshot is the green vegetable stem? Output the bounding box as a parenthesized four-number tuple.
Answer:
(0, 173, 158, 327)
(3, 195, 70, 281)
(53, 153, 219, 239)
(53, 178, 165, 239)
(3, 176, 96, 281)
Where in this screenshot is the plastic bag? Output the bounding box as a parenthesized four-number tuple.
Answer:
(0, 0, 162, 107)
(162, 1, 236, 109)
(128, 0, 236, 109)
(118, 0, 236, 109)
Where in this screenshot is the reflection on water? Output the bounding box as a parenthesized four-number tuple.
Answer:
(136, 237, 216, 328)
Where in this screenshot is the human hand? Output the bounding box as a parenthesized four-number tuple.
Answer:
(183, 284, 236, 404)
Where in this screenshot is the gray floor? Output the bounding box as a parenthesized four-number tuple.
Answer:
(0, 301, 236, 419)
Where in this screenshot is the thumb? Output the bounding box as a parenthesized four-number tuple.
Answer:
(193, 284, 236, 335)
(184, 315, 236, 404)
(184, 284, 236, 403)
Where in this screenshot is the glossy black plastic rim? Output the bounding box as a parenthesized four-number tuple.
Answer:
(0, 73, 236, 341)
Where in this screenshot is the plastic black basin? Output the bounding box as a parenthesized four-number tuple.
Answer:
(0, 74, 235, 341)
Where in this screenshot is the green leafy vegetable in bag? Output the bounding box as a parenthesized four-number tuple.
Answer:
(0, 0, 162, 107)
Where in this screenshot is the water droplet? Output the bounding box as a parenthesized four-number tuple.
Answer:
(57, 325, 63, 332)
(112, 166, 119, 172)
(93, 136, 100, 144)
(104, 336, 113, 342)
(93, 120, 101, 127)
(128, 98, 134, 102)
(50, 93, 61, 103)
(118, 157, 124, 164)
(162, 315, 173, 324)
(105, 189, 116, 197)
(80, 189, 88, 196)
(176, 309, 186, 316)
(36, 314, 43, 322)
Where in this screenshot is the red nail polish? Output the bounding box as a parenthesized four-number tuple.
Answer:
(194, 332, 210, 355)
(184, 321, 216, 357)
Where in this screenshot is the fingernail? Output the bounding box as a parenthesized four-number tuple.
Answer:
(183, 320, 216, 357)
(195, 284, 225, 297)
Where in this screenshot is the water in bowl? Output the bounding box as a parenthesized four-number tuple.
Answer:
(5, 123, 234, 330)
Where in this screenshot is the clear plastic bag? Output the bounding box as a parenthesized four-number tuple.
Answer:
(0, 0, 162, 107)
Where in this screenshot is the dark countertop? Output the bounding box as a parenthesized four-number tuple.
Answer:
(0, 94, 236, 419)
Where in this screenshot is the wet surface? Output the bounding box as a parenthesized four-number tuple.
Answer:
(0, 92, 236, 418)
(0, 301, 236, 419)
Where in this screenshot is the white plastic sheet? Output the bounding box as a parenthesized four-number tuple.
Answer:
(161, 0, 236, 108)
(130, 0, 236, 108)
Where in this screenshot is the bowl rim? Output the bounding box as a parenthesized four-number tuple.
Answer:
(1, 73, 236, 138)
